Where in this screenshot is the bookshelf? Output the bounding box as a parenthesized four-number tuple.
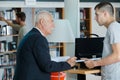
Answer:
(80, 8, 91, 38)
(0, 8, 20, 80)
(49, 43, 65, 58)
(0, 35, 17, 80)
(115, 8, 120, 23)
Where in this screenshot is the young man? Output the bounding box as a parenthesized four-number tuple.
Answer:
(13, 11, 76, 80)
(83, 1, 120, 80)
(0, 12, 28, 45)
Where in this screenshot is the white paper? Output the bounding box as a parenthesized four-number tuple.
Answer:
(76, 60, 86, 62)
(51, 56, 70, 62)
(76, 58, 101, 63)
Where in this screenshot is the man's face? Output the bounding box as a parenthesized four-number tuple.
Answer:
(16, 16, 21, 24)
(42, 15, 55, 35)
(94, 8, 107, 26)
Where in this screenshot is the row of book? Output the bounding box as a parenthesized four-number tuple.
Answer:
(80, 8, 86, 20)
(49, 43, 60, 58)
(0, 68, 14, 80)
(0, 41, 17, 53)
(0, 9, 16, 20)
(0, 53, 16, 67)
(50, 48, 60, 58)
(0, 25, 13, 36)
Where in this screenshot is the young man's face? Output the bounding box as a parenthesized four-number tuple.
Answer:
(94, 8, 107, 26)
(16, 16, 21, 24)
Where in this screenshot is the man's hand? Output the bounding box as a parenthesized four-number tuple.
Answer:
(81, 58, 97, 69)
(67, 57, 77, 67)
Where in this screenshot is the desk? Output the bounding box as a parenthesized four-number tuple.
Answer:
(65, 69, 100, 80)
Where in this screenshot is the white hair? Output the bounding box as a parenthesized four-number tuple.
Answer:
(35, 10, 53, 24)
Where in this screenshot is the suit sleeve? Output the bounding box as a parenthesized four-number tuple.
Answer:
(33, 35, 71, 72)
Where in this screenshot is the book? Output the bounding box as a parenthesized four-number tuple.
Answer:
(76, 57, 101, 63)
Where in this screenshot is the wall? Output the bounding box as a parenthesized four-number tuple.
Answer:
(23, 8, 33, 31)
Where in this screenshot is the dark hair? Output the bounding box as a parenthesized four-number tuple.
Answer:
(16, 12, 26, 21)
(94, 1, 114, 16)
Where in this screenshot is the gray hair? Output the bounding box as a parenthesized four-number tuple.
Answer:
(35, 10, 53, 24)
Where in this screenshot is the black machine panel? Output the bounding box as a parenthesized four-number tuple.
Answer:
(75, 37, 104, 59)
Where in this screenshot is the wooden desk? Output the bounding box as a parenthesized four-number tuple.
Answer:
(65, 69, 101, 80)
(66, 69, 100, 74)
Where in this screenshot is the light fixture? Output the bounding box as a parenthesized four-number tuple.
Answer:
(47, 19, 75, 58)
(47, 19, 75, 43)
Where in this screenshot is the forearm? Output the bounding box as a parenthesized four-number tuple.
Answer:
(4, 19, 21, 31)
(4, 19, 14, 27)
(95, 53, 120, 67)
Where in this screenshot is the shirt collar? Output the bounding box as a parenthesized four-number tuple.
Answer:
(34, 27, 45, 37)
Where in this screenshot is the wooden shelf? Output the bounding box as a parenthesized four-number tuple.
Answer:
(80, 8, 91, 37)
(0, 34, 18, 37)
(0, 64, 16, 69)
(0, 50, 16, 55)
(49, 45, 64, 48)
(49, 43, 65, 56)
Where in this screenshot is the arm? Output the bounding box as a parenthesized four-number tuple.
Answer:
(84, 43, 120, 69)
(33, 35, 76, 72)
(0, 17, 21, 31)
(0, 17, 14, 27)
(96, 43, 120, 66)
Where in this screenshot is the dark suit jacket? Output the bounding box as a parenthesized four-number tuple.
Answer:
(13, 28, 71, 80)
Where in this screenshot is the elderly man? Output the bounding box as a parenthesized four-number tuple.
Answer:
(13, 11, 76, 80)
